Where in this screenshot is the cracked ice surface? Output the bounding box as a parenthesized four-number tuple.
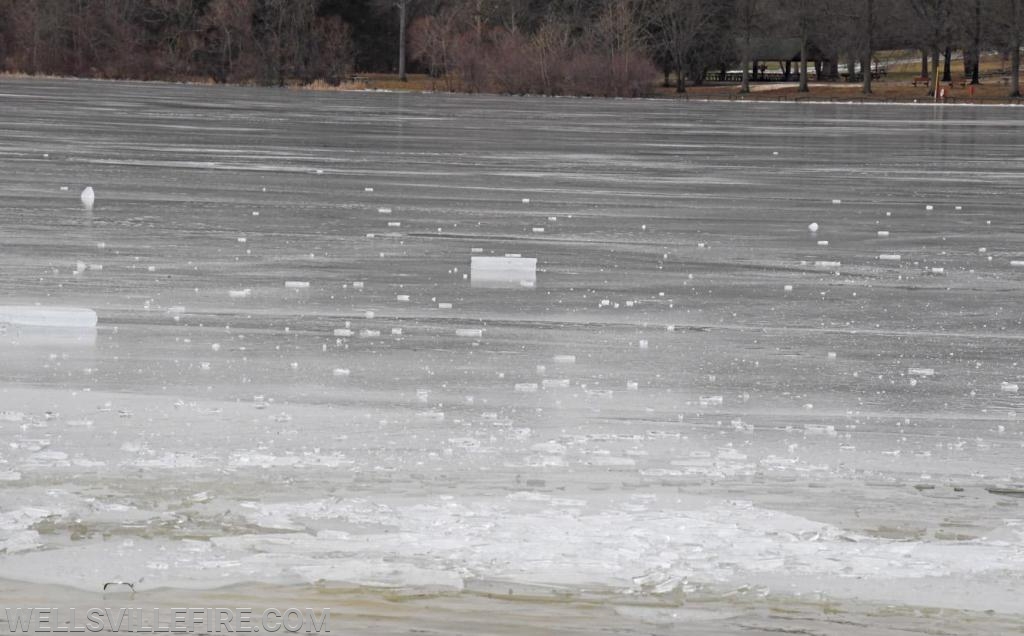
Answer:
(1, 79, 1024, 617)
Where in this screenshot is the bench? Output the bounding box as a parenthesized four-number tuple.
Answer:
(911, 76, 930, 87)
(351, 75, 373, 86)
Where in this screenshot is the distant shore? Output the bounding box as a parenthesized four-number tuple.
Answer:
(4, 71, 1023, 105)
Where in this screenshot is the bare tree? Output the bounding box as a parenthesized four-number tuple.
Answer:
(909, 0, 956, 94)
(645, 0, 716, 92)
(778, 0, 824, 92)
(993, 0, 1024, 96)
(200, 0, 255, 83)
(531, 19, 572, 94)
(374, 0, 415, 80)
(736, 0, 764, 93)
(860, 0, 876, 93)
(408, 6, 460, 89)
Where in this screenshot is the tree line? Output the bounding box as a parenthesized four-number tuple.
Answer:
(0, 0, 1022, 97)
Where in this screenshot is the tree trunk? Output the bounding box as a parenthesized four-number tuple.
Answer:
(741, 46, 749, 93)
(676, 63, 685, 92)
(798, 38, 808, 92)
(930, 47, 939, 94)
(862, 0, 873, 95)
(692, 65, 705, 86)
(920, 50, 928, 76)
(862, 54, 872, 94)
(971, 0, 981, 83)
(1012, 44, 1021, 97)
(942, 47, 951, 81)
(398, 0, 407, 81)
(847, 54, 857, 82)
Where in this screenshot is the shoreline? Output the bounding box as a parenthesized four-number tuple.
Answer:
(3, 72, 1022, 106)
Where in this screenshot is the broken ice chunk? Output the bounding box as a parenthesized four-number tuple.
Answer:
(0, 306, 97, 328)
(470, 256, 537, 288)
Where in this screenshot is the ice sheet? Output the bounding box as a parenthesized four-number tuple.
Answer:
(1, 78, 1024, 626)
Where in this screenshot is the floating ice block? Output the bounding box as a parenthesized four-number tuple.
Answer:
(80, 187, 95, 208)
(470, 256, 537, 287)
(0, 306, 97, 328)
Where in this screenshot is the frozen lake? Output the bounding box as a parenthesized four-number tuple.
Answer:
(1, 78, 1024, 632)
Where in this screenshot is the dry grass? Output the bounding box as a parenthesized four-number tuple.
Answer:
(296, 73, 438, 92)
(668, 79, 1021, 103)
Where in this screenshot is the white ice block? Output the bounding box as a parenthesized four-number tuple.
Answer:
(542, 378, 570, 389)
(80, 187, 95, 208)
(470, 256, 537, 287)
(878, 254, 901, 261)
(0, 306, 97, 328)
